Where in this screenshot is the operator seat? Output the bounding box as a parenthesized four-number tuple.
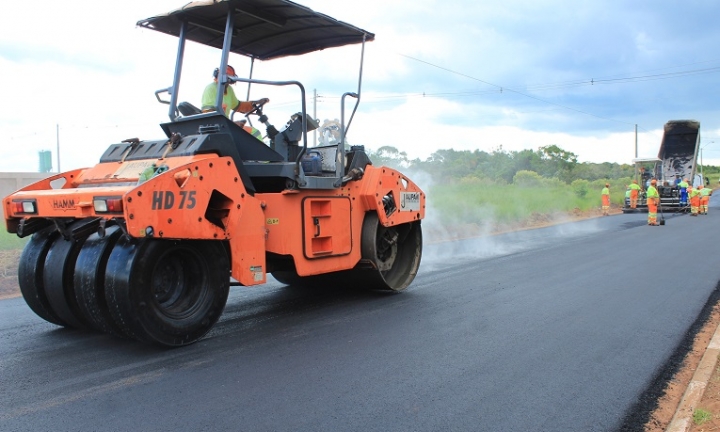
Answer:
(178, 102, 202, 116)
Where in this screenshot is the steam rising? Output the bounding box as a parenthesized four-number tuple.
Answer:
(404, 169, 602, 273)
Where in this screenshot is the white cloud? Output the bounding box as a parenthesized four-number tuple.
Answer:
(1, 0, 719, 173)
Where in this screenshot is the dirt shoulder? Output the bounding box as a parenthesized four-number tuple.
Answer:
(0, 249, 21, 300)
(688, 351, 720, 431)
(644, 302, 720, 431)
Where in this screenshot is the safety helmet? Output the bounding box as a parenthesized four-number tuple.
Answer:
(213, 65, 236, 78)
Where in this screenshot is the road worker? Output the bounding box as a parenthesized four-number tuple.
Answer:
(237, 119, 264, 142)
(646, 179, 659, 226)
(700, 184, 712, 215)
(601, 183, 610, 216)
(689, 184, 702, 216)
(201, 65, 270, 125)
(628, 180, 641, 209)
(625, 187, 631, 208)
(678, 178, 689, 207)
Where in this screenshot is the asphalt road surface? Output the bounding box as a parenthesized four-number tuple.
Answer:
(2, 205, 719, 432)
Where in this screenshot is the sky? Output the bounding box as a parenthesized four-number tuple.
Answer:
(1, 0, 719, 173)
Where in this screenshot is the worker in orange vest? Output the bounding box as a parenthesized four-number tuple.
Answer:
(646, 179, 659, 226)
(689, 184, 702, 216)
(238, 119, 264, 142)
(700, 184, 712, 214)
(601, 183, 610, 216)
(628, 180, 641, 209)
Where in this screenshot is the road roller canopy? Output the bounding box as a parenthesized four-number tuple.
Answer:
(137, 0, 375, 61)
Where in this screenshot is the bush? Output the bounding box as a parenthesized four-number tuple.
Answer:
(513, 170, 544, 187)
(571, 179, 590, 198)
(458, 176, 487, 186)
(541, 177, 566, 189)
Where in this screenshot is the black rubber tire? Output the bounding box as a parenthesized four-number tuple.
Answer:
(17, 228, 66, 326)
(74, 226, 127, 337)
(43, 231, 91, 329)
(104, 237, 230, 346)
(357, 213, 423, 291)
(272, 215, 423, 291)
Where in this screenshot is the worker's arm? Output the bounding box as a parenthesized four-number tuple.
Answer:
(235, 98, 270, 114)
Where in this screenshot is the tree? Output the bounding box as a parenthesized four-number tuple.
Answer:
(368, 146, 409, 169)
(539, 145, 578, 182)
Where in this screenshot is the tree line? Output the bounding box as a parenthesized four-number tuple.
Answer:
(366, 145, 719, 185)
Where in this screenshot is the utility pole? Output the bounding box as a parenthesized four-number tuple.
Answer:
(634, 124, 638, 158)
(313, 89, 317, 146)
(634, 124, 638, 181)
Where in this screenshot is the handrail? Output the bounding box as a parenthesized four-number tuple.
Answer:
(155, 87, 172, 105)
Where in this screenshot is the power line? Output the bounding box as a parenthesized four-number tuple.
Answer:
(394, 53, 720, 129)
(523, 66, 720, 91)
(395, 53, 636, 126)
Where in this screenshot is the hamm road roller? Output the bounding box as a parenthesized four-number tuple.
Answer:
(3, 0, 425, 346)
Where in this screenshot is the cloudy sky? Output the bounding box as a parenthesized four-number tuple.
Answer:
(1, 0, 719, 173)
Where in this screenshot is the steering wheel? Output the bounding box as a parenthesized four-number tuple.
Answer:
(244, 99, 269, 119)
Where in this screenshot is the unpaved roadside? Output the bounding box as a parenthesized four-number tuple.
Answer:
(688, 349, 720, 431)
(644, 302, 720, 431)
(0, 249, 20, 300)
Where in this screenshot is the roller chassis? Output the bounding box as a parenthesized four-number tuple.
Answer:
(4, 0, 426, 346)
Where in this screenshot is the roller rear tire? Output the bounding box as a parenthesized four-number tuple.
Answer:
(104, 237, 230, 346)
(74, 227, 127, 336)
(43, 230, 91, 329)
(18, 228, 65, 326)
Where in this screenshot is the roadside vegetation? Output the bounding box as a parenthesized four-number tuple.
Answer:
(693, 408, 712, 425)
(0, 231, 24, 293)
(368, 144, 720, 229)
(0, 229, 29, 251)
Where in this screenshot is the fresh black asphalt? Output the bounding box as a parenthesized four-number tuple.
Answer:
(1, 204, 718, 431)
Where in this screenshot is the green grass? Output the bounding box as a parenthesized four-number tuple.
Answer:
(429, 180, 612, 225)
(693, 408, 713, 425)
(0, 229, 28, 251)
